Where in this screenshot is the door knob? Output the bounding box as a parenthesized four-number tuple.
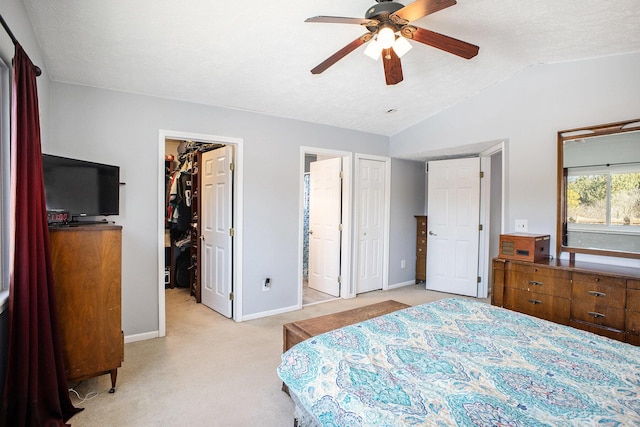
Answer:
(309, 230, 314, 235)
(200, 235, 205, 241)
(429, 231, 437, 236)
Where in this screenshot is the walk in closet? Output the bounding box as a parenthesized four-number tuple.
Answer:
(165, 139, 223, 303)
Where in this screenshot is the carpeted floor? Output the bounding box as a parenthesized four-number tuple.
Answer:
(66, 284, 488, 426)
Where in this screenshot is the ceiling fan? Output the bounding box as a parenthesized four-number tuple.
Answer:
(306, 0, 479, 85)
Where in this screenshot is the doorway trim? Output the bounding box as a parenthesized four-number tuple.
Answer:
(158, 130, 244, 337)
(353, 153, 391, 296)
(299, 147, 353, 308)
(477, 140, 506, 298)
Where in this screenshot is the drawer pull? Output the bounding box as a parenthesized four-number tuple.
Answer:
(587, 291, 606, 297)
(588, 311, 606, 319)
(529, 281, 543, 286)
(528, 299, 542, 305)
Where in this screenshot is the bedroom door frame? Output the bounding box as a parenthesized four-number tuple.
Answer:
(478, 141, 507, 298)
(157, 130, 244, 337)
(299, 147, 353, 307)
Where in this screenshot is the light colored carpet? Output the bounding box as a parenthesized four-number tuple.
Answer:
(67, 284, 488, 426)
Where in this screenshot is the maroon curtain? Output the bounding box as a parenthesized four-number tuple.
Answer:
(0, 44, 81, 426)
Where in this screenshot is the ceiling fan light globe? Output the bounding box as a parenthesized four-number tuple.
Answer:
(393, 36, 412, 58)
(364, 39, 382, 61)
(378, 27, 395, 49)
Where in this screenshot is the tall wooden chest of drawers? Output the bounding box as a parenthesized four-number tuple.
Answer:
(415, 215, 427, 283)
(49, 225, 124, 392)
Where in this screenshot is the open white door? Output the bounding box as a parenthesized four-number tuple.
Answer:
(356, 158, 385, 294)
(308, 157, 341, 297)
(426, 157, 480, 297)
(201, 146, 233, 317)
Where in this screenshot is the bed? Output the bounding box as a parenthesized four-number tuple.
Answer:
(277, 298, 640, 426)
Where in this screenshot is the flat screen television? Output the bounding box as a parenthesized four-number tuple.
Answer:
(42, 154, 120, 219)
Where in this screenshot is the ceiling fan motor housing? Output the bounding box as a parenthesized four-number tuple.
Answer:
(365, 1, 404, 32)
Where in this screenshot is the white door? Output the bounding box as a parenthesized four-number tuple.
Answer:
(308, 157, 342, 297)
(356, 159, 385, 293)
(426, 157, 480, 297)
(201, 146, 233, 317)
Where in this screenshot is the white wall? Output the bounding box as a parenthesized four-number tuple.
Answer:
(48, 82, 389, 336)
(391, 52, 640, 268)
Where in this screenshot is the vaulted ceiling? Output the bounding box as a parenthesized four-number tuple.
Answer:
(23, 0, 640, 136)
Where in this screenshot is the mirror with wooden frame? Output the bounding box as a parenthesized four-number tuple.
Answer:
(557, 118, 640, 260)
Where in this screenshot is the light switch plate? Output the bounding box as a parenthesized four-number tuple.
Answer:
(515, 219, 528, 232)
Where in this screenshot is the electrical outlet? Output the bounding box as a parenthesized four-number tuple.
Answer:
(400, 259, 406, 269)
(515, 219, 528, 232)
(262, 278, 271, 291)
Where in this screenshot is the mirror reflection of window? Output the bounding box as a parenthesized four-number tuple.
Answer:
(567, 168, 640, 228)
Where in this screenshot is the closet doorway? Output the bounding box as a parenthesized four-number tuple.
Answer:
(300, 148, 352, 306)
(158, 130, 244, 337)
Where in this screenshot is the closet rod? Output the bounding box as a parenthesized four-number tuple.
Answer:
(0, 14, 42, 76)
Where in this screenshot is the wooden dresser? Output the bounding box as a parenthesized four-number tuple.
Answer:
(492, 258, 640, 345)
(415, 215, 427, 283)
(49, 225, 124, 392)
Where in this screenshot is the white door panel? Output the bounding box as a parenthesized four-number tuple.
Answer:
(201, 146, 233, 317)
(357, 159, 385, 293)
(308, 158, 341, 297)
(426, 158, 480, 297)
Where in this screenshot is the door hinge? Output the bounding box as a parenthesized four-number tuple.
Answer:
(229, 292, 234, 301)
(339, 171, 343, 179)
(479, 224, 483, 231)
(477, 276, 482, 283)
(338, 224, 343, 231)
(480, 171, 484, 178)
(230, 162, 234, 171)
(338, 275, 342, 284)
(229, 228, 235, 237)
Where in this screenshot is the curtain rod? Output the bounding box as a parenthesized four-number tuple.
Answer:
(0, 14, 42, 76)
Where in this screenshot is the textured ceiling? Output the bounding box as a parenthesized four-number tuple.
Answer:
(22, 0, 640, 136)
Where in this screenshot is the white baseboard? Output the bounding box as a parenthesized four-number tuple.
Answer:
(388, 280, 417, 290)
(241, 304, 300, 321)
(125, 331, 159, 344)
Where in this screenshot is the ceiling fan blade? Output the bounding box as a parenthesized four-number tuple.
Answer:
(305, 16, 379, 26)
(391, 0, 457, 25)
(382, 48, 403, 85)
(310, 35, 370, 75)
(408, 27, 479, 59)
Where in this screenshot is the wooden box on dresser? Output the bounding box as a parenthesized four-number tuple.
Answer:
(492, 258, 640, 345)
(49, 224, 124, 392)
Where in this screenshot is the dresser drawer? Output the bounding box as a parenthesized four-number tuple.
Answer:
(505, 269, 571, 298)
(417, 236, 427, 246)
(627, 310, 640, 336)
(628, 288, 640, 312)
(628, 279, 640, 290)
(571, 280, 626, 309)
(570, 320, 626, 342)
(572, 272, 626, 288)
(416, 218, 427, 237)
(506, 288, 570, 323)
(570, 299, 625, 331)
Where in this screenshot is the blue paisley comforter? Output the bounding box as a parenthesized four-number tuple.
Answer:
(277, 298, 640, 426)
